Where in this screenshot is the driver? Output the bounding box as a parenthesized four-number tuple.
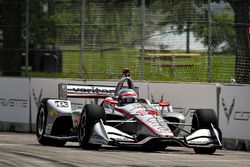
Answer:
(117, 88, 138, 106)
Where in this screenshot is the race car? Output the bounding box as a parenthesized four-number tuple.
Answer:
(36, 71, 222, 154)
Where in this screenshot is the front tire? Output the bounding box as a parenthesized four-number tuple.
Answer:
(191, 109, 220, 154)
(78, 104, 105, 150)
(36, 99, 66, 147)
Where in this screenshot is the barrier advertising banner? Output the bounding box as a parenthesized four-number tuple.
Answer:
(219, 85, 250, 140)
(0, 78, 29, 123)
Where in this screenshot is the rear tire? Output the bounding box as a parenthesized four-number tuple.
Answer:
(78, 104, 105, 150)
(191, 109, 219, 154)
(36, 99, 66, 147)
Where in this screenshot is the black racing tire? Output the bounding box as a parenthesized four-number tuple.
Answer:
(193, 147, 217, 154)
(191, 109, 218, 132)
(78, 104, 106, 150)
(191, 109, 219, 154)
(36, 98, 66, 147)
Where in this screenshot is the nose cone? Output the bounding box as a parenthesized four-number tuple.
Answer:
(135, 110, 174, 137)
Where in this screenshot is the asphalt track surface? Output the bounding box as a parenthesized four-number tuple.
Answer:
(0, 132, 250, 167)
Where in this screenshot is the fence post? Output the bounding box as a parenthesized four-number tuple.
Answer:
(208, 0, 212, 82)
(25, 0, 30, 77)
(25, 0, 32, 133)
(140, 0, 145, 80)
(186, 22, 190, 54)
(80, 0, 85, 79)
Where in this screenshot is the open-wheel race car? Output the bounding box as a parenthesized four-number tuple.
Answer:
(36, 70, 222, 154)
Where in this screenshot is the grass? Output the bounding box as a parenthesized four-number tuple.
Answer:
(27, 48, 236, 83)
(62, 48, 140, 79)
(211, 54, 235, 82)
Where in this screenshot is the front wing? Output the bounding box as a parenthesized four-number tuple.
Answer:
(88, 120, 222, 149)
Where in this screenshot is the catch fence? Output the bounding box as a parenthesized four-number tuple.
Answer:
(0, 0, 249, 83)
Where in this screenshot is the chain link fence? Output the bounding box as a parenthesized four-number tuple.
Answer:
(0, 0, 249, 83)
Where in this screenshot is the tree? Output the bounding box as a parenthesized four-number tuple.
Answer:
(1, 0, 22, 76)
(144, 0, 250, 83)
(193, 12, 235, 52)
(196, 0, 250, 83)
(139, 0, 200, 52)
(29, 0, 57, 48)
(1, 0, 58, 76)
(226, 0, 250, 83)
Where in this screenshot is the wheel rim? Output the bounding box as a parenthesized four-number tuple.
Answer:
(38, 107, 45, 137)
(79, 111, 87, 142)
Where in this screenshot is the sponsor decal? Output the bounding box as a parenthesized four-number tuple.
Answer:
(128, 104, 144, 112)
(173, 107, 196, 118)
(136, 110, 148, 116)
(48, 109, 57, 117)
(0, 98, 28, 108)
(221, 97, 250, 123)
(234, 111, 250, 121)
(221, 97, 235, 124)
(46, 124, 52, 133)
(54, 101, 69, 108)
(32, 88, 43, 108)
(187, 139, 212, 145)
(68, 85, 115, 95)
(136, 109, 159, 116)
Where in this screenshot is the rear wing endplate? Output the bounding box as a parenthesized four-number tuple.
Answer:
(58, 83, 116, 99)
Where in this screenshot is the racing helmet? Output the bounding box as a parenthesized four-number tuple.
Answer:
(117, 89, 138, 105)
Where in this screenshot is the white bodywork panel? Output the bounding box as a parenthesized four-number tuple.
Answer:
(186, 128, 220, 146)
(46, 99, 72, 134)
(89, 121, 134, 145)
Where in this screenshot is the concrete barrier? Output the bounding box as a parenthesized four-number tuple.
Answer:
(0, 77, 250, 150)
(0, 78, 30, 131)
(219, 84, 250, 151)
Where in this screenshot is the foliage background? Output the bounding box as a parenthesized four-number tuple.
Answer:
(0, 0, 249, 83)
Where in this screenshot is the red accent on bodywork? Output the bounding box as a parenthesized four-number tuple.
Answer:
(147, 110, 159, 116)
(159, 102, 170, 106)
(122, 93, 137, 97)
(104, 99, 118, 105)
(137, 110, 147, 116)
(136, 109, 159, 116)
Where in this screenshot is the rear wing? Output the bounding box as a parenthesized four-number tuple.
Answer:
(58, 83, 116, 99)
